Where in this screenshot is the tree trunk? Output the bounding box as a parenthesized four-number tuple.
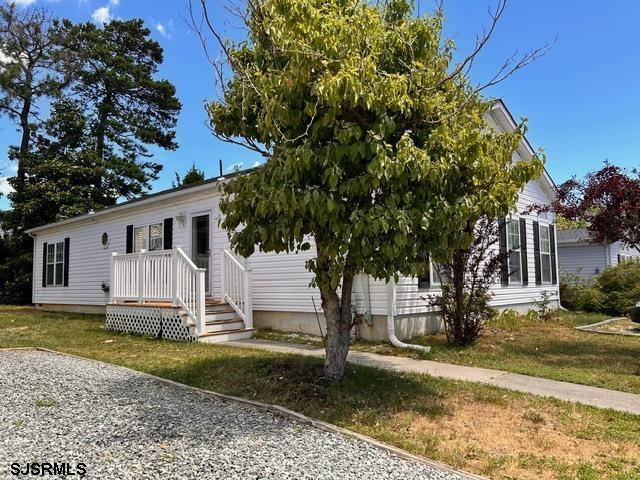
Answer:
(94, 89, 112, 195)
(316, 242, 355, 381)
(320, 286, 352, 381)
(15, 89, 33, 190)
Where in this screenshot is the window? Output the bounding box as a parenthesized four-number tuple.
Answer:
(417, 251, 431, 289)
(148, 223, 163, 251)
(539, 224, 552, 283)
(133, 226, 147, 252)
(46, 242, 65, 286)
(132, 223, 164, 252)
(619, 254, 633, 264)
(418, 256, 449, 290)
(430, 262, 449, 287)
(506, 219, 521, 284)
(101, 232, 109, 248)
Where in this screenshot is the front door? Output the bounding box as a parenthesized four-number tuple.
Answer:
(191, 214, 211, 295)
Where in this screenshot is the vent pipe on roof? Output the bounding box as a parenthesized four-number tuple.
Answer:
(219, 159, 223, 177)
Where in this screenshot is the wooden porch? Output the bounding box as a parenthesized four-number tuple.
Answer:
(107, 248, 255, 343)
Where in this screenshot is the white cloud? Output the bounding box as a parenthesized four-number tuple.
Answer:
(9, 0, 37, 7)
(0, 178, 14, 196)
(109, 0, 119, 4)
(155, 23, 169, 39)
(253, 160, 262, 167)
(91, 6, 112, 25)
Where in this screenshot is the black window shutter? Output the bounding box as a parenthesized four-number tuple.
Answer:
(126, 225, 133, 254)
(498, 219, 508, 286)
(418, 252, 430, 289)
(617, 253, 621, 265)
(533, 221, 542, 285)
(63, 237, 70, 287)
(550, 224, 557, 284)
(42, 242, 48, 288)
(519, 218, 528, 286)
(163, 218, 173, 250)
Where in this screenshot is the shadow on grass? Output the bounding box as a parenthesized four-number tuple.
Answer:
(149, 352, 452, 425)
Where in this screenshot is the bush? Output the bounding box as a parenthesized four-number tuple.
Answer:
(596, 261, 640, 315)
(429, 217, 503, 346)
(560, 261, 640, 315)
(560, 282, 606, 312)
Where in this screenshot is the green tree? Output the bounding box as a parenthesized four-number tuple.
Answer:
(11, 98, 167, 227)
(0, 3, 72, 190)
(173, 164, 206, 187)
(199, 0, 544, 380)
(0, 16, 181, 304)
(59, 18, 181, 208)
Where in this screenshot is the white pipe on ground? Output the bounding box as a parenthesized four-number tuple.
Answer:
(387, 280, 431, 353)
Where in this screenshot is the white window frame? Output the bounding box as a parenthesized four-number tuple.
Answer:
(148, 222, 164, 252)
(506, 218, 522, 285)
(133, 225, 147, 253)
(133, 223, 164, 253)
(539, 223, 552, 284)
(46, 241, 65, 287)
(417, 260, 448, 290)
(430, 262, 448, 287)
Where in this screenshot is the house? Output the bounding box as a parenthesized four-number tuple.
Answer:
(557, 228, 640, 280)
(25, 101, 560, 344)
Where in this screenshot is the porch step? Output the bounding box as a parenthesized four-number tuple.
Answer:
(204, 319, 245, 333)
(205, 298, 224, 306)
(197, 328, 256, 344)
(205, 311, 240, 322)
(205, 304, 235, 314)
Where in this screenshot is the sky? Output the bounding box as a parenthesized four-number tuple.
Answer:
(1, 0, 639, 210)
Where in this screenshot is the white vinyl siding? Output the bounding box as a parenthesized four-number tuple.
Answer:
(31, 103, 559, 316)
(31, 191, 390, 314)
(558, 244, 607, 280)
(558, 240, 640, 281)
(393, 178, 559, 315)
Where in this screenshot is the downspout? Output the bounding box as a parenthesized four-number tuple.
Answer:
(28, 232, 37, 305)
(386, 279, 431, 353)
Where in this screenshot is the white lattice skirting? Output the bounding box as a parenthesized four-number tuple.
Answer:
(106, 305, 196, 342)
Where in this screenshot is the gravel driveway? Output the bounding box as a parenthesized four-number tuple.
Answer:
(0, 350, 471, 480)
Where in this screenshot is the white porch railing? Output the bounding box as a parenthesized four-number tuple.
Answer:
(221, 249, 253, 329)
(110, 248, 206, 335)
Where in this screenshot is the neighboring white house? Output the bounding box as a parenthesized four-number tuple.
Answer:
(25, 101, 560, 343)
(557, 228, 640, 281)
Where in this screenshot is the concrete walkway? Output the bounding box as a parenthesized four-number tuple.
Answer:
(226, 339, 640, 416)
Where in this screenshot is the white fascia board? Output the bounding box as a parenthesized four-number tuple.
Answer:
(489, 100, 558, 203)
(26, 178, 225, 235)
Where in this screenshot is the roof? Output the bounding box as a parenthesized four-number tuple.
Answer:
(489, 99, 558, 201)
(28, 100, 558, 235)
(557, 228, 590, 244)
(26, 168, 254, 235)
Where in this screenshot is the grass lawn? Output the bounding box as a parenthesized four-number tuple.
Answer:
(1, 306, 639, 480)
(257, 310, 640, 395)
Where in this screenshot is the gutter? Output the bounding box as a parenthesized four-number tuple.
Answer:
(26, 167, 258, 235)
